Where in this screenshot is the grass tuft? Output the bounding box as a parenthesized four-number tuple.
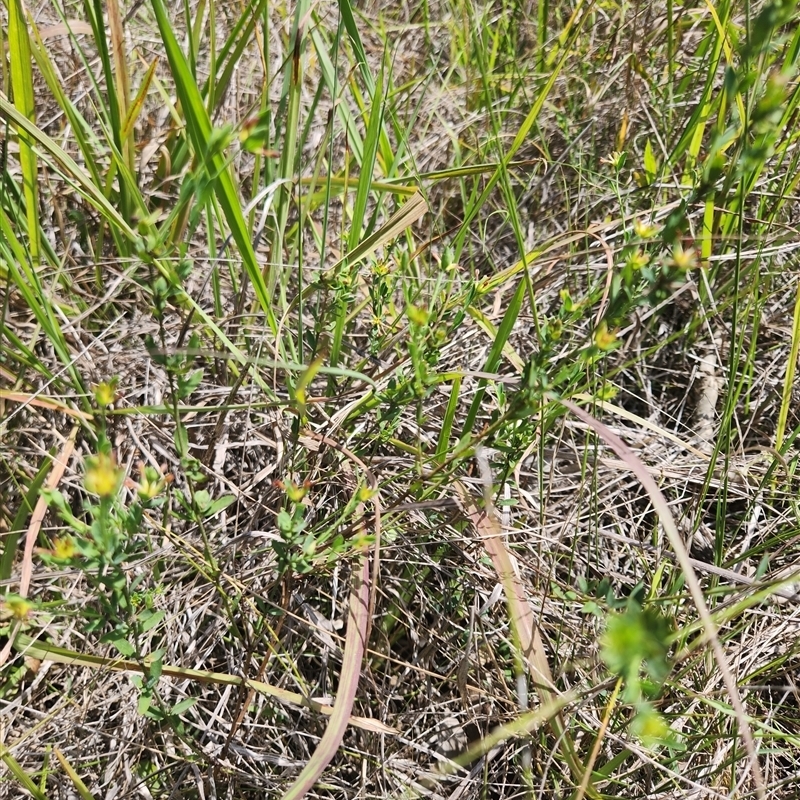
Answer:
(3, 1, 800, 798)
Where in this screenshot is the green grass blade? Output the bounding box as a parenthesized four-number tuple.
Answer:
(0, 206, 88, 403)
(27, 20, 102, 190)
(149, 0, 276, 332)
(7, 0, 39, 263)
(0, 744, 47, 800)
(309, 24, 365, 163)
(435, 375, 461, 462)
(347, 71, 384, 253)
(452, 0, 591, 260)
(337, 0, 394, 171)
(460, 280, 525, 438)
(775, 283, 800, 451)
(269, 0, 310, 302)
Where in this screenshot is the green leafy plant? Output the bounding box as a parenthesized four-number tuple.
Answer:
(273, 479, 316, 575)
(599, 596, 681, 751)
(41, 382, 168, 659)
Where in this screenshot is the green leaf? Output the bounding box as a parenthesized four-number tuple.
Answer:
(347, 71, 385, 253)
(137, 692, 154, 717)
(146, 649, 165, 682)
(106, 634, 135, 658)
(206, 495, 236, 517)
(170, 697, 198, 716)
(601, 603, 672, 695)
(177, 368, 204, 400)
(643, 138, 658, 184)
(193, 490, 211, 513)
(140, 610, 166, 634)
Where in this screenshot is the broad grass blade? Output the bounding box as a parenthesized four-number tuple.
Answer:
(150, 0, 275, 330)
(327, 189, 427, 274)
(7, 0, 39, 263)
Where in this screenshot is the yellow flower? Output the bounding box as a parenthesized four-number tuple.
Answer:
(633, 219, 659, 239)
(594, 321, 618, 351)
(281, 479, 309, 503)
(601, 150, 626, 170)
(85, 452, 120, 498)
(598, 382, 618, 401)
(0, 595, 33, 622)
(93, 379, 118, 408)
(358, 485, 376, 503)
(52, 535, 77, 560)
(625, 248, 650, 270)
(669, 244, 696, 271)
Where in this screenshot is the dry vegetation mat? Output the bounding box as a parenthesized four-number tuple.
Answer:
(3, 0, 800, 798)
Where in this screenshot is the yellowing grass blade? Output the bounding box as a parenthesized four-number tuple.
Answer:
(121, 57, 158, 143)
(11, 632, 393, 735)
(107, 0, 134, 177)
(54, 749, 97, 800)
(327, 189, 428, 274)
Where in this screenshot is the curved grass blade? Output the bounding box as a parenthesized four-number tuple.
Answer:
(455, 481, 590, 795)
(337, 0, 394, 171)
(0, 95, 134, 237)
(0, 92, 271, 386)
(282, 553, 370, 800)
(556, 395, 766, 800)
(157, 0, 268, 180)
(309, 24, 364, 164)
(347, 71, 384, 253)
(0, 206, 89, 403)
(268, 0, 310, 301)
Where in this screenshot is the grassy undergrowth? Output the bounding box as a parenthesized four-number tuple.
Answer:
(3, 0, 800, 797)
